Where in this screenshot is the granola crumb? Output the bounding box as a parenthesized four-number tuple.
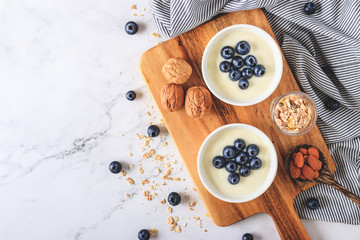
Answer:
(128, 153, 133, 157)
(141, 179, 149, 185)
(162, 141, 168, 147)
(149, 228, 158, 238)
(174, 177, 180, 181)
(149, 149, 155, 155)
(174, 225, 181, 233)
(162, 181, 167, 186)
(146, 111, 151, 116)
(156, 168, 161, 173)
(185, 194, 189, 199)
(121, 170, 126, 176)
(153, 193, 158, 197)
(174, 216, 179, 222)
(130, 4, 137, 9)
(167, 206, 172, 213)
(160, 119, 166, 125)
(125, 193, 130, 198)
(129, 164, 134, 169)
(139, 167, 144, 174)
(152, 32, 161, 38)
(167, 216, 174, 225)
(143, 191, 149, 197)
(148, 121, 152, 126)
(204, 229, 208, 232)
(147, 195, 153, 201)
(126, 177, 134, 185)
(160, 199, 166, 204)
(187, 200, 197, 208)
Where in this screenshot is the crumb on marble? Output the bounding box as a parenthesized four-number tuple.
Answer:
(125, 193, 130, 198)
(128, 153, 133, 157)
(141, 179, 149, 185)
(152, 32, 161, 38)
(139, 167, 144, 174)
(143, 190, 149, 197)
(129, 164, 134, 169)
(126, 177, 135, 185)
(162, 141, 168, 147)
(174, 177, 180, 181)
(146, 111, 151, 116)
(160, 199, 166, 204)
(121, 170, 126, 176)
(131, 4, 137, 9)
(147, 195, 153, 201)
(149, 228, 158, 237)
(187, 200, 197, 208)
(167, 206, 172, 213)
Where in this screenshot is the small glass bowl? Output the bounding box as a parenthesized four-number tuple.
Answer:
(270, 91, 317, 136)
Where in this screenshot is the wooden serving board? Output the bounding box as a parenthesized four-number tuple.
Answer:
(140, 9, 335, 240)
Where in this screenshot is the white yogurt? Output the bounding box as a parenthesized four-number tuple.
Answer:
(202, 127, 272, 197)
(206, 29, 277, 101)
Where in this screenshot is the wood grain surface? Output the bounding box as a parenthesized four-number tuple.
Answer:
(140, 9, 336, 240)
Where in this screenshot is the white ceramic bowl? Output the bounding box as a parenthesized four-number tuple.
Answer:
(197, 124, 278, 203)
(202, 24, 283, 106)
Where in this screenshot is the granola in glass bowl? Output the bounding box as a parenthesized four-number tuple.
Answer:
(270, 91, 317, 136)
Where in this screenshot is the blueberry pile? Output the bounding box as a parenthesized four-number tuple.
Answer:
(219, 41, 266, 90)
(212, 139, 262, 185)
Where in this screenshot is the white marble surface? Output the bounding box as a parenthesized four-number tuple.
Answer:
(0, 0, 359, 239)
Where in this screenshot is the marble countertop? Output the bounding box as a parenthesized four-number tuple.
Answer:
(0, 0, 359, 239)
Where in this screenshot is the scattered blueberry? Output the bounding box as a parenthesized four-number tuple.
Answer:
(236, 41, 251, 55)
(239, 166, 251, 177)
(229, 69, 241, 81)
(234, 139, 246, 151)
(213, 156, 226, 169)
(228, 172, 240, 185)
(219, 61, 232, 72)
(325, 98, 340, 111)
(304, 2, 317, 15)
(147, 125, 160, 138)
(109, 161, 122, 174)
(235, 152, 249, 165)
(168, 192, 181, 206)
(125, 21, 138, 35)
(231, 56, 244, 69)
(225, 161, 238, 173)
(249, 157, 262, 170)
(126, 90, 136, 101)
(247, 144, 260, 157)
(138, 229, 150, 240)
(306, 197, 320, 210)
(242, 233, 254, 240)
(223, 146, 237, 159)
(238, 79, 249, 90)
(241, 68, 253, 79)
(221, 46, 235, 59)
(254, 64, 266, 77)
(244, 55, 257, 67)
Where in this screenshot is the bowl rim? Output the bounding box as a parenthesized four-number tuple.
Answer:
(270, 91, 318, 136)
(197, 123, 278, 203)
(201, 24, 283, 106)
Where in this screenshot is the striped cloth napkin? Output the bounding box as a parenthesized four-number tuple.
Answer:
(149, 0, 360, 224)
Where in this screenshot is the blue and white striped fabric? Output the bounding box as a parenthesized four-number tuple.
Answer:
(149, 0, 360, 224)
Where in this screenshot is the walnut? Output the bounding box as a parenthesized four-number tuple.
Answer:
(161, 83, 184, 112)
(162, 58, 192, 84)
(185, 86, 212, 118)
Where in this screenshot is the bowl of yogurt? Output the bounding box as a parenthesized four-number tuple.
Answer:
(202, 24, 283, 106)
(197, 124, 278, 203)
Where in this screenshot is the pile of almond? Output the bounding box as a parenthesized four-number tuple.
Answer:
(289, 146, 322, 180)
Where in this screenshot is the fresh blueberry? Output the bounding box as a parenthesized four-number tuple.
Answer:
(244, 55, 257, 67)
(254, 64, 266, 77)
(213, 156, 226, 169)
(247, 144, 259, 157)
(306, 197, 320, 210)
(231, 56, 244, 69)
(236, 41, 251, 55)
(249, 157, 262, 170)
(228, 172, 240, 185)
(325, 98, 340, 111)
(125, 21, 138, 35)
(241, 68, 253, 79)
(219, 61, 232, 72)
(234, 139, 246, 151)
(147, 125, 160, 138)
(223, 146, 237, 159)
(239, 166, 251, 177)
(238, 79, 249, 90)
(138, 229, 150, 240)
(242, 233, 254, 240)
(225, 161, 238, 173)
(229, 69, 241, 81)
(109, 161, 122, 174)
(304, 2, 317, 15)
(168, 192, 181, 206)
(126, 90, 136, 101)
(235, 152, 249, 165)
(220, 46, 235, 59)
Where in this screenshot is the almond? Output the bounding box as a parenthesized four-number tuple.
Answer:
(299, 148, 308, 155)
(294, 152, 304, 168)
(308, 147, 320, 159)
(289, 161, 301, 178)
(301, 164, 316, 180)
(308, 155, 322, 171)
